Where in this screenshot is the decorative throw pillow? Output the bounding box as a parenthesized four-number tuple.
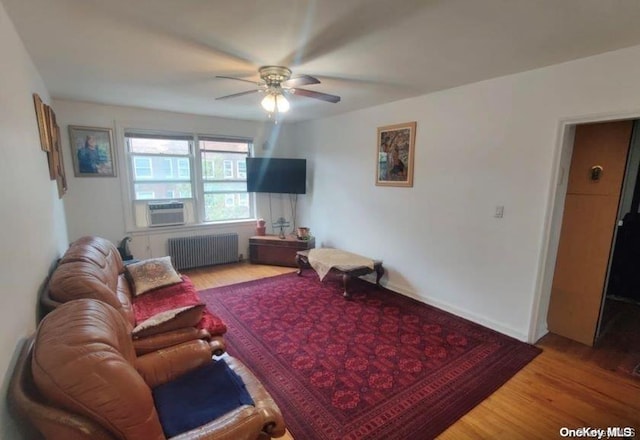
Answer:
(132, 304, 204, 338)
(126, 256, 182, 296)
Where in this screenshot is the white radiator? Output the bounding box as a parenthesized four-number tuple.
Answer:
(168, 233, 239, 270)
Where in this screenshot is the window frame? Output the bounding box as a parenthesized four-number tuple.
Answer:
(198, 137, 253, 223)
(123, 130, 254, 229)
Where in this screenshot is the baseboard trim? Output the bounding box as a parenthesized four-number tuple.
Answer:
(375, 278, 529, 342)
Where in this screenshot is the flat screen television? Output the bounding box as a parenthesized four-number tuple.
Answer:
(246, 157, 306, 194)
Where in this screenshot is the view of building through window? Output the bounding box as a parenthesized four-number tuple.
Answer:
(200, 138, 251, 222)
(128, 135, 193, 201)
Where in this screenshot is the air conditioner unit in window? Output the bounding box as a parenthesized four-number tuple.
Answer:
(147, 201, 185, 227)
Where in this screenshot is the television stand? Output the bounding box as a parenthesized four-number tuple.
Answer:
(249, 235, 315, 267)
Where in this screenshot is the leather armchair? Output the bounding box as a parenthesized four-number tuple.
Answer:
(9, 299, 285, 440)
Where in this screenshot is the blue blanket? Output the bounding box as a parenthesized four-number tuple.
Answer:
(153, 359, 254, 437)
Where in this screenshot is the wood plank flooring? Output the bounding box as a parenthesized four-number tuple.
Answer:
(185, 262, 640, 440)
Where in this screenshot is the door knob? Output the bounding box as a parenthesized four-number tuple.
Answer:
(590, 165, 603, 181)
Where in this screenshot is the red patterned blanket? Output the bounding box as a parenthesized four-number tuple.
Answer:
(133, 275, 226, 336)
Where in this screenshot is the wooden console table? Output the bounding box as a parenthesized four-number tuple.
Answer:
(249, 235, 315, 267)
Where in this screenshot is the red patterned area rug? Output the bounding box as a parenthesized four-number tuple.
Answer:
(199, 273, 541, 440)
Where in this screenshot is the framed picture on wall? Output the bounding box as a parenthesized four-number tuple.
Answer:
(376, 121, 417, 187)
(49, 112, 67, 198)
(33, 93, 50, 152)
(69, 125, 116, 177)
(44, 105, 58, 180)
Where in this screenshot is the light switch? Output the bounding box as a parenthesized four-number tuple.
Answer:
(494, 206, 504, 218)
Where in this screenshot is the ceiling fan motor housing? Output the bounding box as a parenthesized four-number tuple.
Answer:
(259, 66, 292, 86)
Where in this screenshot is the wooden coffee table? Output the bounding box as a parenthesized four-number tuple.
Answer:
(295, 249, 384, 299)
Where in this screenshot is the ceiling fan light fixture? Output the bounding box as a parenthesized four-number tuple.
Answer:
(217, 65, 339, 118)
(261, 94, 276, 112)
(275, 94, 290, 113)
(261, 92, 290, 113)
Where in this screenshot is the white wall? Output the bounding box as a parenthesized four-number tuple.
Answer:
(0, 1, 69, 437)
(52, 100, 297, 260)
(294, 44, 640, 342)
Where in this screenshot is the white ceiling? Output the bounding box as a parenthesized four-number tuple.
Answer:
(5, 0, 640, 122)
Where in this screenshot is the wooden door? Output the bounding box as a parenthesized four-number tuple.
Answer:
(547, 120, 632, 346)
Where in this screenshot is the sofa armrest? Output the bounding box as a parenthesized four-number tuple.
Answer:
(133, 328, 211, 355)
(225, 356, 286, 438)
(9, 337, 115, 440)
(135, 340, 212, 388)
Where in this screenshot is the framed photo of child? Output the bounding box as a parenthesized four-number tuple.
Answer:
(69, 125, 116, 177)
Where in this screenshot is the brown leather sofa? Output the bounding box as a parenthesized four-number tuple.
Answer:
(9, 299, 286, 440)
(42, 236, 223, 354)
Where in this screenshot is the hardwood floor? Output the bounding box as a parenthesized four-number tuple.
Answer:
(185, 262, 640, 440)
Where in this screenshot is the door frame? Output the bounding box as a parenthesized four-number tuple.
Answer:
(530, 109, 640, 344)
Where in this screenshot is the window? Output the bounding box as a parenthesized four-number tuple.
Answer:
(161, 158, 173, 178)
(134, 157, 152, 179)
(200, 137, 252, 222)
(177, 158, 190, 178)
(125, 132, 253, 227)
(237, 160, 246, 178)
(223, 160, 233, 179)
(126, 133, 193, 202)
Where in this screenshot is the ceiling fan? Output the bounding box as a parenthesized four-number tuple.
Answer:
(215, 66, 341, 114)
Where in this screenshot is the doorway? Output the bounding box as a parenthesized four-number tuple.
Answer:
(546, 118, 640, 374)
(547, 120, 632, 346)
(597, 120, 640, 374)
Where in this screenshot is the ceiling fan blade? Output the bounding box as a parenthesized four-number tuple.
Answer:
(292, 88, 341, 103)
(215, 89, 259, 100)
(215, 75, 261, 85)
(281, 75, 321, 88)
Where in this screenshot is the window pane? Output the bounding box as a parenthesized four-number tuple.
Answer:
(134, 183, 193, 200)
(132, 156, 190, 181)
(129, 138, 190, 155)
(203, 181, 247, 192)
(201, 151, 247, 180)
(204, 193, 250, 221)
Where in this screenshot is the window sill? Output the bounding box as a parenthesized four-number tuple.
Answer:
(127, 219, 257, 236)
